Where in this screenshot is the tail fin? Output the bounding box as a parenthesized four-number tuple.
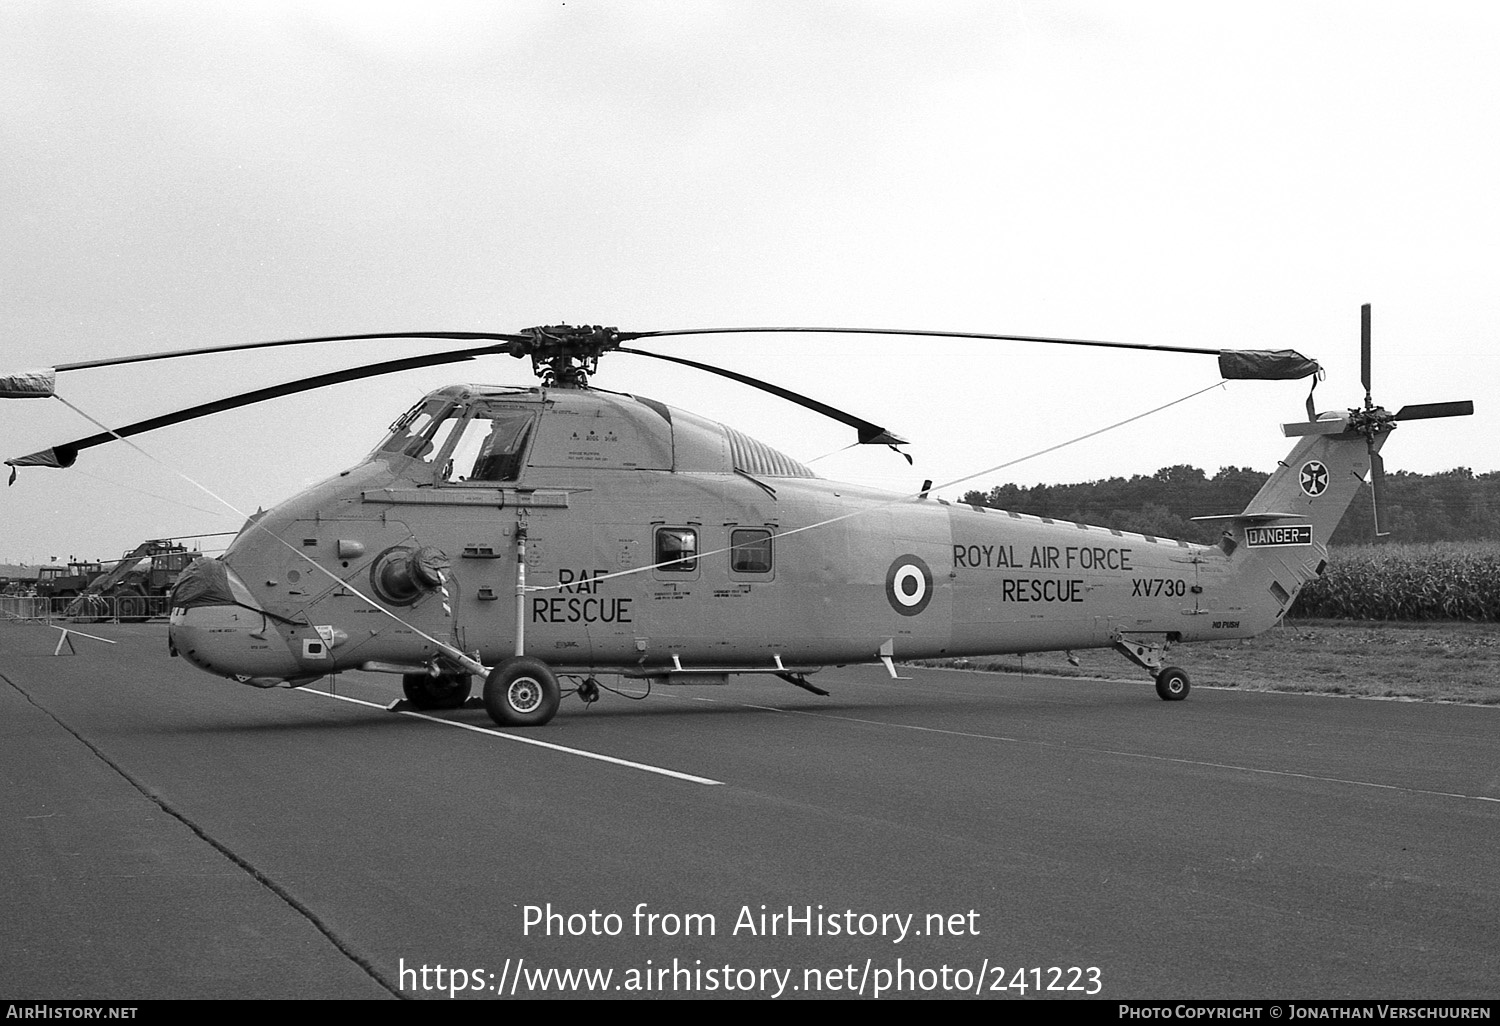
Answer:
(1194, 414, 1384, 550)
(1186, 416, 1384, 633)
(1238, 417, 1385, 548)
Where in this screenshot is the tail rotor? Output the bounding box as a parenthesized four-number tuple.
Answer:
(1282, 304, 1472, 536)
(1346, 305, 1470, 536)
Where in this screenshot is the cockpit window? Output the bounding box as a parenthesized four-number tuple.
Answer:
(440, 408, 536, 483)
(373, 398, 460, 461)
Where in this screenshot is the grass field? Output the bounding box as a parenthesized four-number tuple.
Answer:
(924, 619, 1500, 706)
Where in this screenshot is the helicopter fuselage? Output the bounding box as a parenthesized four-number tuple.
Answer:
(167, 383, 1363, 701)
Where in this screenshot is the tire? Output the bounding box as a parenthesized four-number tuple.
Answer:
(401, 672, 473, 710)
(484, 657, 560, 727)
(1155, 665, 1191, 701)
(115, 588, 150, 623)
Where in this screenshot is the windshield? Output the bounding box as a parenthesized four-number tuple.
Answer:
(368, 395, 537, 483)
(369, 397, 463, 464)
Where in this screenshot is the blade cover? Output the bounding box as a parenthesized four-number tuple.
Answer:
(1217, 349, 1321, 381)
(0, 369, 57, 398)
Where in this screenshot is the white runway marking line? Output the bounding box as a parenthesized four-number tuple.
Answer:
(674, 694, 1500, 806)
(300, 689, 723, 786)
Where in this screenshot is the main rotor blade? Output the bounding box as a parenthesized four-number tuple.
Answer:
(47, 331, 530, 375)
(7, 346, 506, 470)
(617, 346, 906, 446)
(620, 325, 1223, 358)
(1393, 400, 1474, 421)
(1361, 303, 1372, 401)
(620, 326, 1321, 381)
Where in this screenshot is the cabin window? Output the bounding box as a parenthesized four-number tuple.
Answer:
(655, 528, 698, 573)
(442, 409, 536, 483)
(730, 529, 773, 574)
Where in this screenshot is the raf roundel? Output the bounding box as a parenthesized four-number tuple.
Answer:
(885, 555, 933, 616)
(1299, 459, 1330, 497)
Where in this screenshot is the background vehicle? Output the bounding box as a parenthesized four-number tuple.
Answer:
(35, 560, 105, 613)
(70, 540, 196, 622)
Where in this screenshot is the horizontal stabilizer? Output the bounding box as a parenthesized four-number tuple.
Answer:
(1282, 417, 1350, 437)
(1191, 512, 1304, 524)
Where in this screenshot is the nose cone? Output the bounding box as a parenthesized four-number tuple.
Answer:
(169, 559, 303, 685)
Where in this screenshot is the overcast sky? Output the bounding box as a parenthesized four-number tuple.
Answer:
(3, 1, 1496, 564)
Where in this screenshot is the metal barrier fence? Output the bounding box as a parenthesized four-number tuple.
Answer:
(0, 594, 172, 623)
(0, 596, 49, 621)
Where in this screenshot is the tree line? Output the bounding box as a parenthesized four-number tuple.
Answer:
(960, 466, 1500, 546)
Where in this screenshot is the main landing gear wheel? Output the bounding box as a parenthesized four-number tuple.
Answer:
(484, 657, 561, 727)
(401, 672, 473, 710)
(1155, 666, 1191, 701)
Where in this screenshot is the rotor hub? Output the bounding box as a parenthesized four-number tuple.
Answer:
(1347, 403, 1396, 438)
(515, 324, 621, 387)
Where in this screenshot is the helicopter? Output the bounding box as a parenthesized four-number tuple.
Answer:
(1, 307, 1473, 727)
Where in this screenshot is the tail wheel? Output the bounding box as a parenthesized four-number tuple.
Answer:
(484, 656, 561, 727)
(1155, 666, 1191, 701)
(401, 672, 473, 710)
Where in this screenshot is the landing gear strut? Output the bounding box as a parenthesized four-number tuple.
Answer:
(1112, 632, 1192, 702)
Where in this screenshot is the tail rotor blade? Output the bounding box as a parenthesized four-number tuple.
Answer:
(1369, 446, 1389, 538)
(1393, 400, 1474, 421)
(1360, 303, 1372, 403)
